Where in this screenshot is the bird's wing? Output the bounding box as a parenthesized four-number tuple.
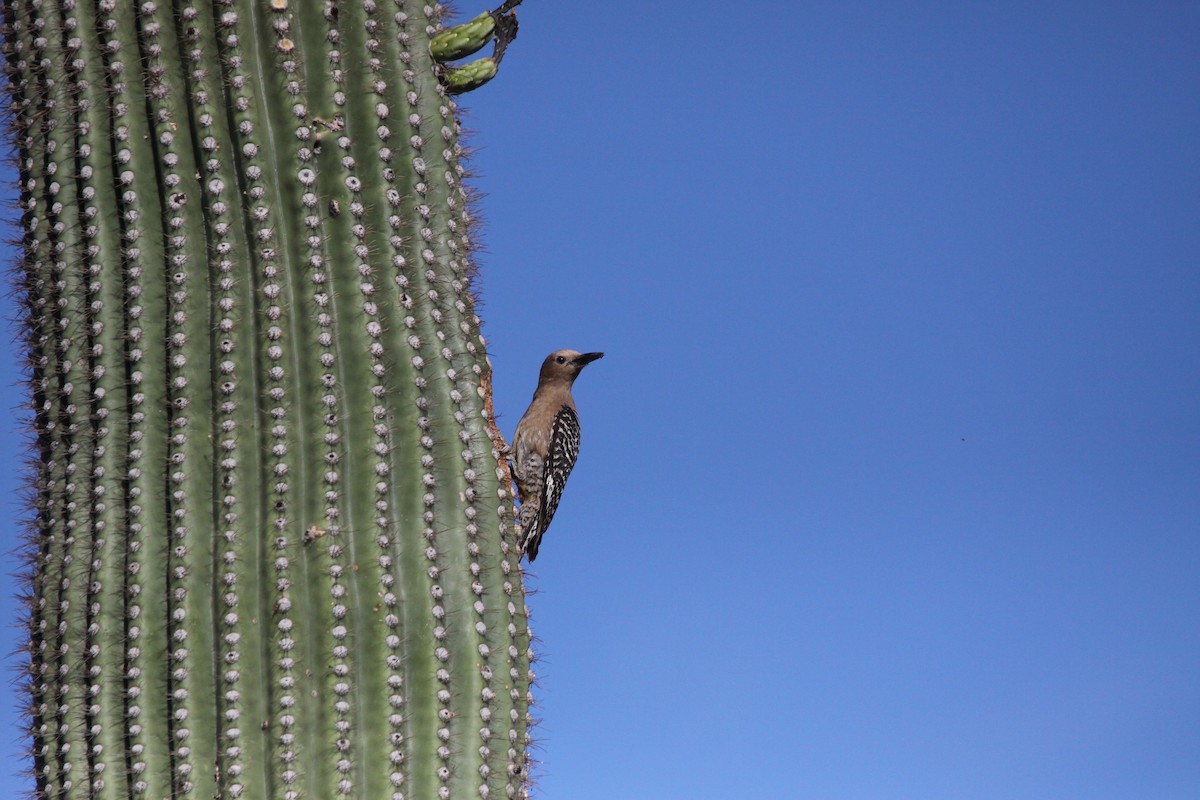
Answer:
(538, 405, 581, 536)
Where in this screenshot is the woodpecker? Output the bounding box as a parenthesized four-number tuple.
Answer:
(511, 349, 604, 561)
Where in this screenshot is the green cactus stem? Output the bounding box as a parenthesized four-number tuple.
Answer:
(2, 0, 534, 798)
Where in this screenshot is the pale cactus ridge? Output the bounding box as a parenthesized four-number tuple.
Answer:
(2, 0, 534, 798)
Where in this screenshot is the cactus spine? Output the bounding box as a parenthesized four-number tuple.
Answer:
(3, 1, 533, 798)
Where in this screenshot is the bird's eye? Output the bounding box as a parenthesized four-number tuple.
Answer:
(556, 356, 566, 364)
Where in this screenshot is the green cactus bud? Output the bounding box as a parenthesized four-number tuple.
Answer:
(443, 58, 501, 94)
(431, 11, 497, 62)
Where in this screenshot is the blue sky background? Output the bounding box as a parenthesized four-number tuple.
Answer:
(2, 1, 1198, 798)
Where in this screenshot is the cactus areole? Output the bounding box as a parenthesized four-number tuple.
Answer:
(2, 0, 533, 798)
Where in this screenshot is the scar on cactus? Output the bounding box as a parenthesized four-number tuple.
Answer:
(433, 0, 523, 94)
(482, 358, 517, 494)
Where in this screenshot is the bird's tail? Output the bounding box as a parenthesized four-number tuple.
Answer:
(517, 501, 543, 562)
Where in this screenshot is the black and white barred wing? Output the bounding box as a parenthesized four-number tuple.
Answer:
(539, 405, 581, 535)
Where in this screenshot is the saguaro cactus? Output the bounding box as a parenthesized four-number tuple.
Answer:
(3, 1, 532, 798)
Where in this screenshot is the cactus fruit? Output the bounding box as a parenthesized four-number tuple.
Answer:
(434, 1, 520, 95)
(442, 57, 502, 95)
(2, 1, 533, 798)
(431, 11, 498, 62)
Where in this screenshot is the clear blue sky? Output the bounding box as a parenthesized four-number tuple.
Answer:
(3, 2, 1198, 798)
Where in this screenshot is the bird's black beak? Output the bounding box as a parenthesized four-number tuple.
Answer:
(573, 352, 604, 367)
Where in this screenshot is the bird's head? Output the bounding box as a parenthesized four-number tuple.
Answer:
(539, 349, 604, 384)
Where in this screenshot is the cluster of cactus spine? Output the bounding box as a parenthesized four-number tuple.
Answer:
(3, 0, 534, 798)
